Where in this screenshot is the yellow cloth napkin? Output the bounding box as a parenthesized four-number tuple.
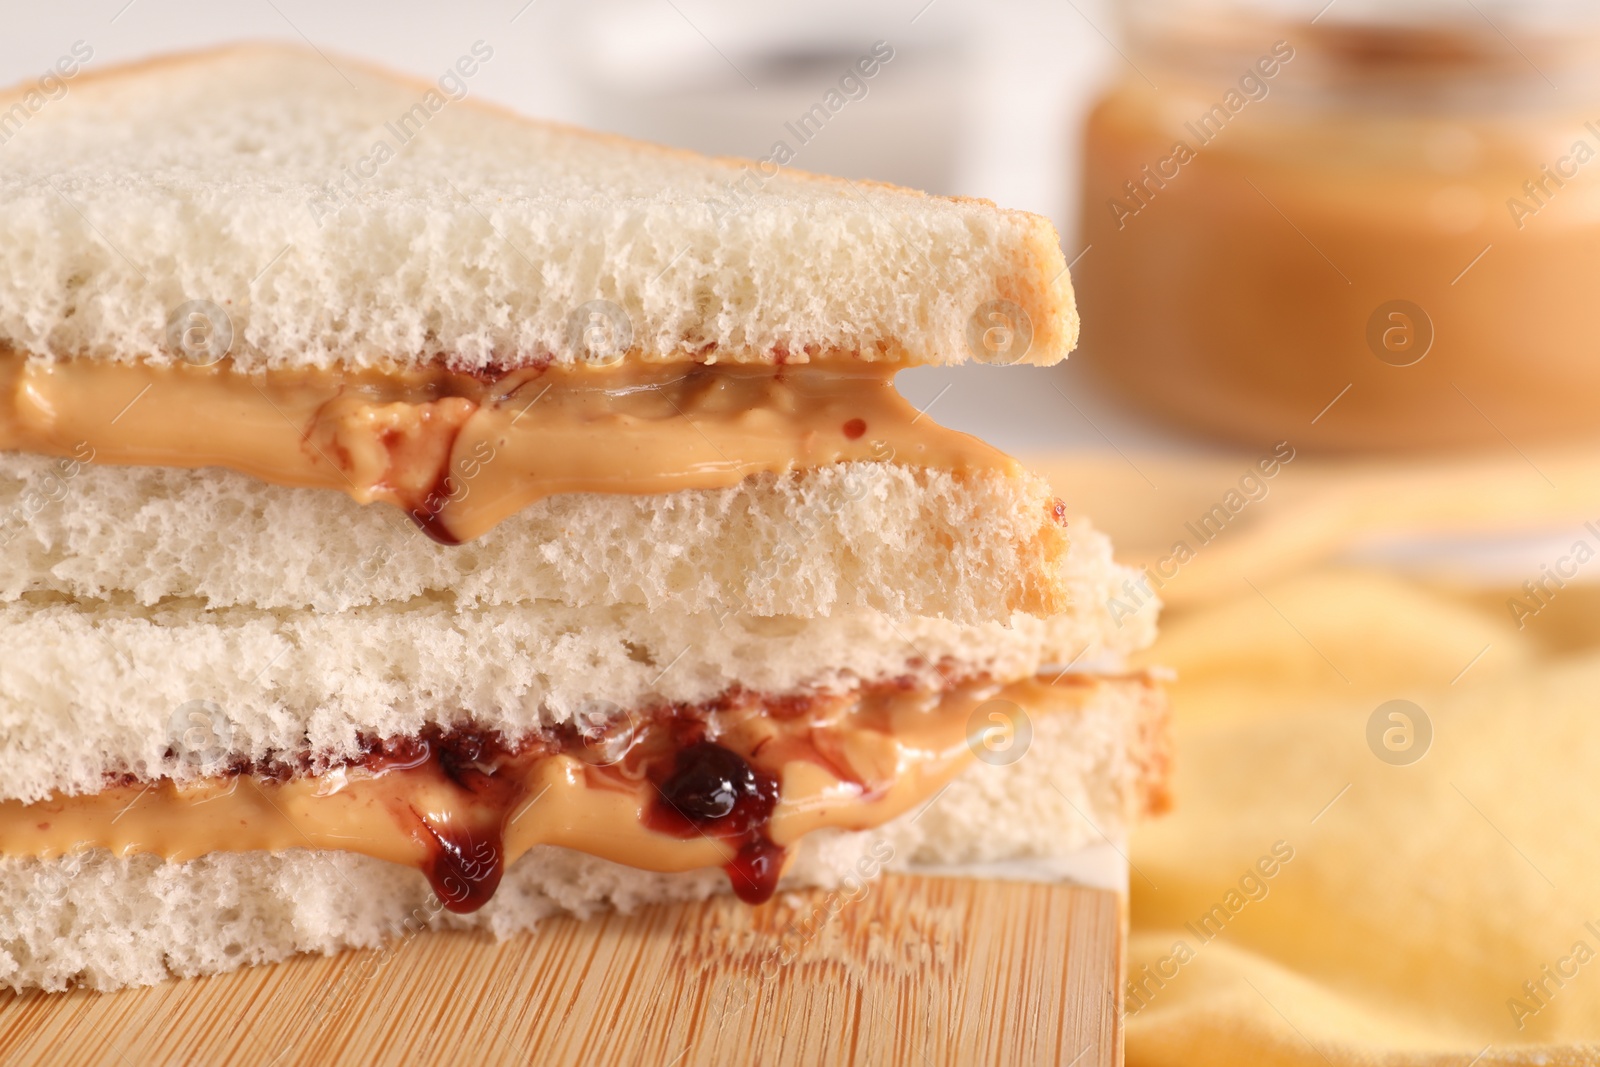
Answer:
(1120, 548, 1600, 1064)
(1029, 451, 1600, 1065)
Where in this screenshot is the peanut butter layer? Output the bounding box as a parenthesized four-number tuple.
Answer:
(0, 677, 1087, 909)
(0, 353, 1014, 543)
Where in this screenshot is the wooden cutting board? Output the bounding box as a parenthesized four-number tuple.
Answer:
(0, 874, 1122, 1066)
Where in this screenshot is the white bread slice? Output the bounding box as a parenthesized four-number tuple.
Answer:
(0, 677, 1167, 992)
(0, 523, 1156, 804)
(0, 454, 1078, 624)
(0, 45, 1075, 372)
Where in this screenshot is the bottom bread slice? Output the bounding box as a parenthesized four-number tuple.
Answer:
(0, 677, 1168, 992)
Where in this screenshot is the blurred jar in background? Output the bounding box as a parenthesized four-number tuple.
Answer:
(1076, 0, 1600, 451)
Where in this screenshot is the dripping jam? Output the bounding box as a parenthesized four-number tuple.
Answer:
(646, 740, 783, 904)
(10, 675, 1040, 920)
(353, 722, 797, 910)
(192, 683, 916, 912)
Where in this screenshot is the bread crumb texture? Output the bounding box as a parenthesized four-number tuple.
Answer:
(0, 540, 1155, 804)
(0, 45, 1076, 370)
(0, 457, 1083, 624)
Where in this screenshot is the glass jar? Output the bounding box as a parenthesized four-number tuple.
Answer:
(1076, 0, 1600, 451)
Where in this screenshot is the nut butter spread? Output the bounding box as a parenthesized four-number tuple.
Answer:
(0, 352, 1014, 542)
(1078, 12, 1600, 451)
(0, 677, 1102, 908)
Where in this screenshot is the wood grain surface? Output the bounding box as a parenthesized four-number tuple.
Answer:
(0, 875, 1122, 1066)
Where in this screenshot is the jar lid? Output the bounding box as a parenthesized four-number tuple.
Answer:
(1123, 0, 1600, 107)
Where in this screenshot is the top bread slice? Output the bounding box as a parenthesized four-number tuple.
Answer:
(0, 44, 1076, 372)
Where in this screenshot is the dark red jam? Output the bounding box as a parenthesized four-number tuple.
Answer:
(359, 726, 792, 909)
(362, 730, 531, 914)
(652, 742, 778, 833)
(407, 477, 463, 545)
(150, 679, 947, 914)
(841, 417, 867, 439)
(725, 837, 787, 905)
(418, 819, 504, 913)
(645, 741, 784, 904)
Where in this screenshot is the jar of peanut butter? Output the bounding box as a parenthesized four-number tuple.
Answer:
(1076, 0, 1600, 451)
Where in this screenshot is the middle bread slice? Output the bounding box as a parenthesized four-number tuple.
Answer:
(0, 454, 1074, 623)
(0, 519, 1152, 804)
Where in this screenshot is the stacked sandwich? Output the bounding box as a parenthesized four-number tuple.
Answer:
(0, 46, 1167, 991)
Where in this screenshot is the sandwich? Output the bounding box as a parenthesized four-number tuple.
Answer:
(0, 44, 1168, 992)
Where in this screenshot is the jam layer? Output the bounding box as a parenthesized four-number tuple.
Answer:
(0, 353, 1014, 543)
(0, 677, 1092, 909)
